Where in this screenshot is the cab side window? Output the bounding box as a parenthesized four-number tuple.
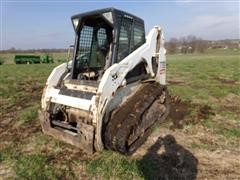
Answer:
(117, 18, 145, 62)
(133, 23, 145, 50)
(117, 18, 132, 62)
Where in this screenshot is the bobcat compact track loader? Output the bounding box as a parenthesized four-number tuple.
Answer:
(39, 8, 170, 154)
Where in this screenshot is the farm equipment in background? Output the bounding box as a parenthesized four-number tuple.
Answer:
(39, 8, 170, 154)
(14, 54, 54, 64)
(15, 55, 41, 64)
(41, 54, 54, 63)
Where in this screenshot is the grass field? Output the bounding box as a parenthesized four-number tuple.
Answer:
(0, 52, 68, 64)
(0, 49, 240, 179)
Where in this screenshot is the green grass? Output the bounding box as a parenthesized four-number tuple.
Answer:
(167, 49, 240, 102)
(19, 106, 38, 123)
(86, 151, 141, 179)
(219, 128, 240, 138)
(1, 151, 67, 180)
(0, 149, 13, 163)
(86, 151, 164, 179)
(0, 152, 57, 180)
(0, 64, 56, 115)
(86, 49, 240, 178)
(220, 111, 240, 122)
(202, 119, 215, 129)
(0, 56, 5, 65)
(191, 142, 209, 150)
(202, 117, 240, 139)
(0, 52, 68, 64)
(15, 154, 57, 180)
(0, 49, 240, 179)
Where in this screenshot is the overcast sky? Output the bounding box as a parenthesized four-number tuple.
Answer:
(1, 0, 239, 50)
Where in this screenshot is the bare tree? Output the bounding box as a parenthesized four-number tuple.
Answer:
(196, 39, 208, 53)
(167, 38, 178, 54)
(187, 35, 197, 53)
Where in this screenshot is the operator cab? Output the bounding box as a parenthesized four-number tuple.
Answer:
(70, 8, 146, 81)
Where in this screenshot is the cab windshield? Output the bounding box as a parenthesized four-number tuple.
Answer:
(72, 17, 113, 80)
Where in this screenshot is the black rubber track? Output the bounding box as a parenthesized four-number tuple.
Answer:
(104, 82, 170, 154)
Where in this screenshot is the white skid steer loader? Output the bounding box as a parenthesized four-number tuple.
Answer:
(39, 8, 170, 154)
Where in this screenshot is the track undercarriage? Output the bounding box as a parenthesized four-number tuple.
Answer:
(104, 82, 170, 154)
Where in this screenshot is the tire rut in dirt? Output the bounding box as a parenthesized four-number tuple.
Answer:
(104, 82, 170, 154)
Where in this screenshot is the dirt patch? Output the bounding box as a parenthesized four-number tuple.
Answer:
(0, 161, 15, 179)
(198, 105, 215, 119)
(214, 77, 238, 85)
(167, 96, 215, 129)
(0, 101, 39, 140)
(168, 96, 191, 129)
(137, 135, 198, 180)
(49, 149, 89, 164)
(0, 82, 43, 134)
(134, 126, 240, 180)
(168, 79, 186, 86)
(17, 82, 42, 93)
(196, 150, 240, 179)
(1, 83, 42, 117)
(221, 93, 240, 114)
(0, 119, 41, 143)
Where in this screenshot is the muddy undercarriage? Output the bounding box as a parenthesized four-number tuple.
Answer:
(40, 82, 169, 154)
(39, 108, 95, 153)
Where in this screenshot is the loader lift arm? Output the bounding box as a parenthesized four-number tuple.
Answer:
(95, 26, 168, 152)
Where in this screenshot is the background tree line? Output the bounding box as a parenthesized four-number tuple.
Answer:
(165, 35, 239, 54)
(0, 37, 239, 54)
